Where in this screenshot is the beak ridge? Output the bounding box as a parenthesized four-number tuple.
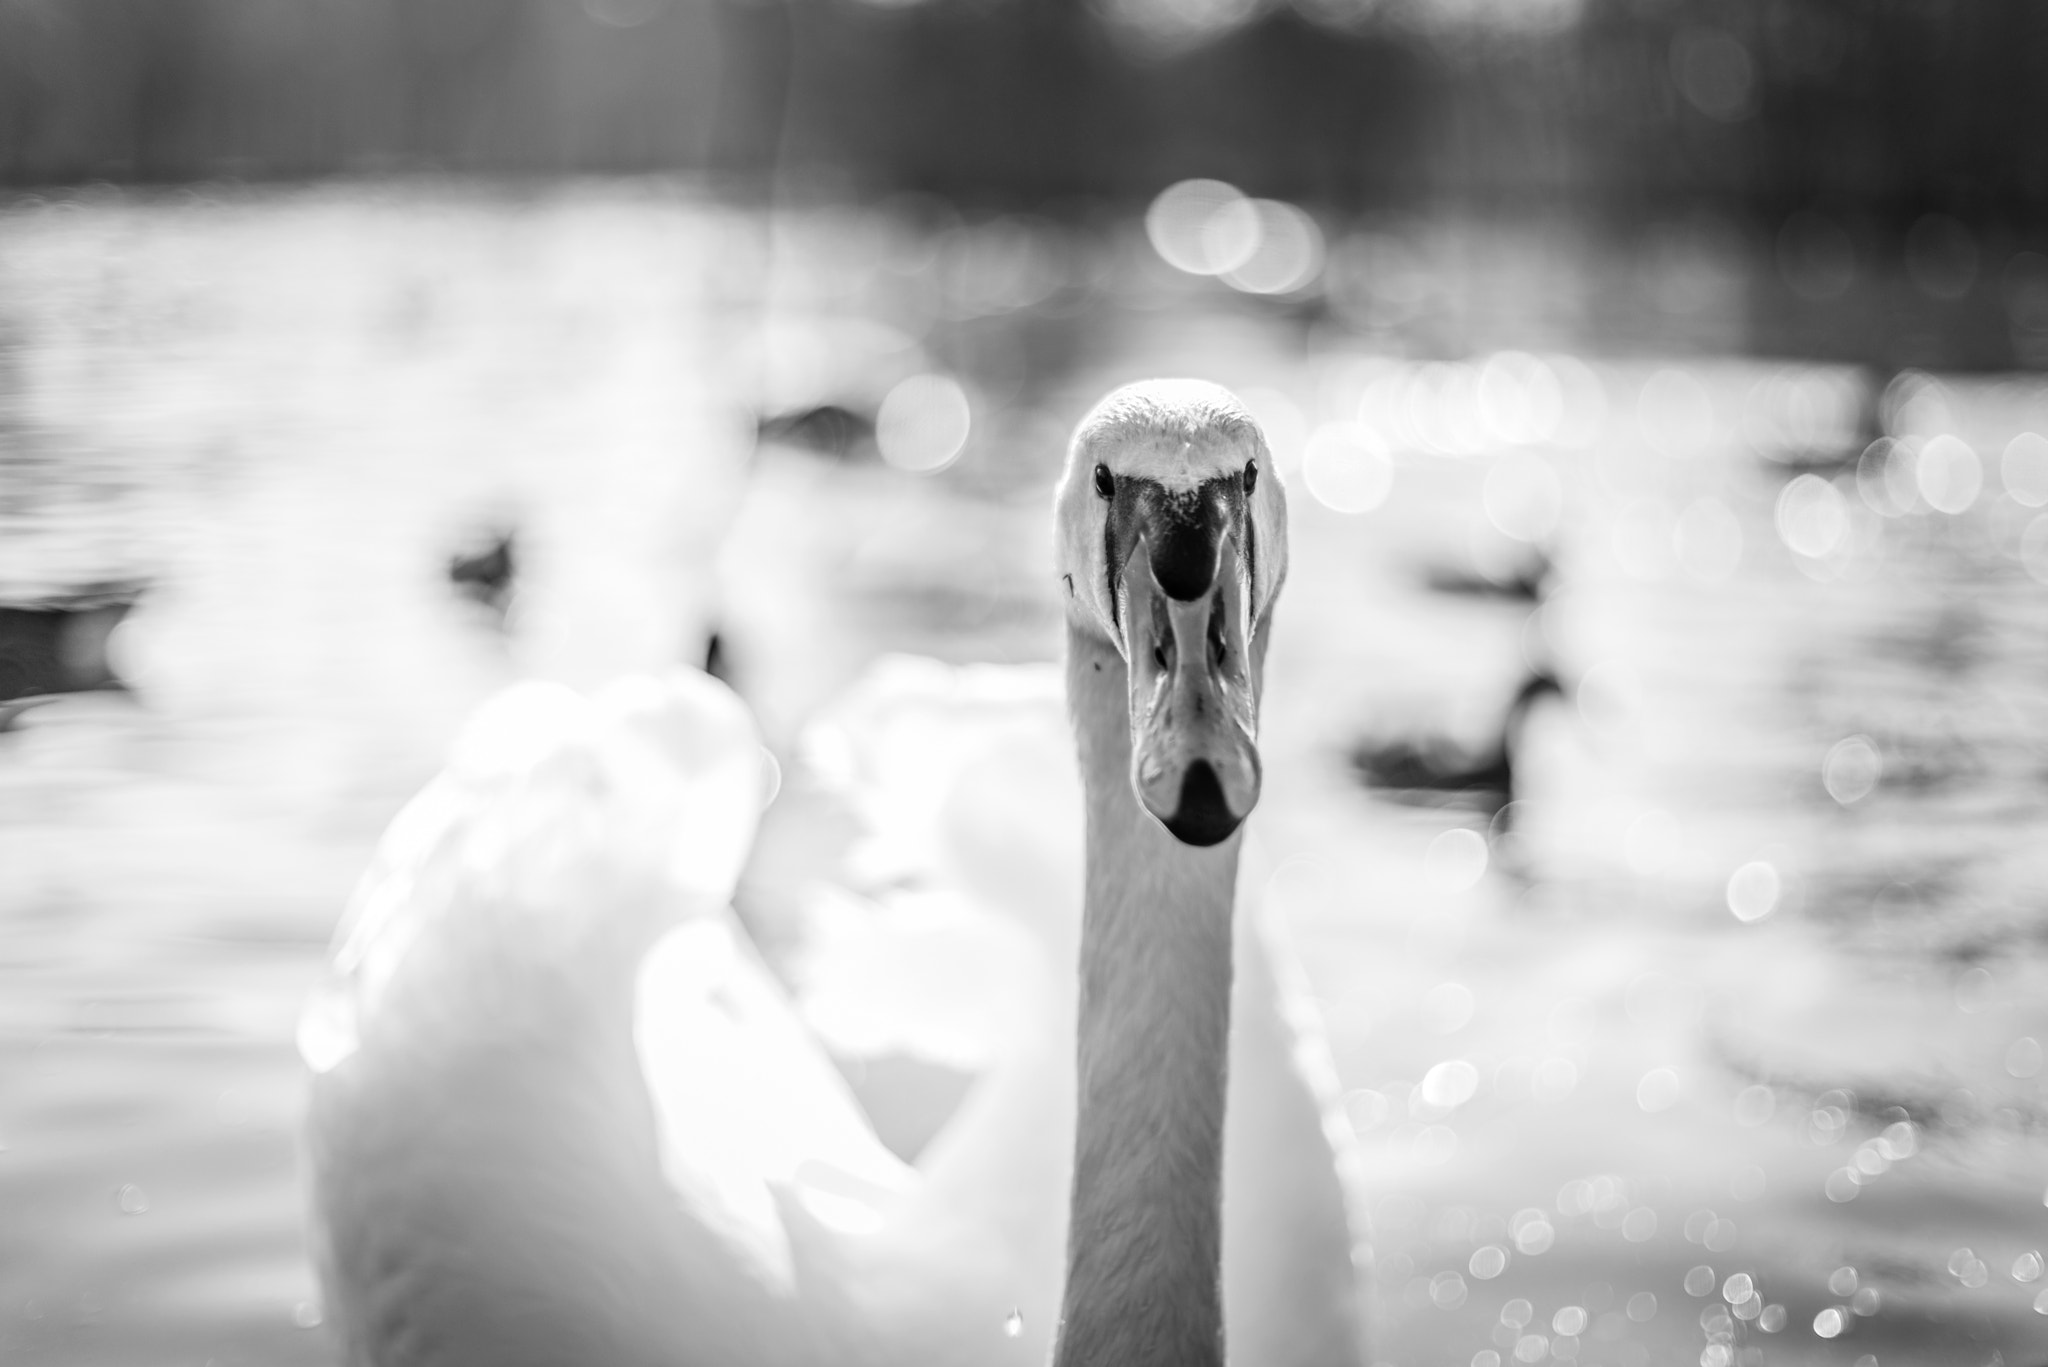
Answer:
(1124, 531, 1260, 846)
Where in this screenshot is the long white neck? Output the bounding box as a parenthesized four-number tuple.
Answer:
(1053, 625, 1236, 1367)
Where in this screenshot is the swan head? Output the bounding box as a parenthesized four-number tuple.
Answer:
(1054, 379, 1288, 847)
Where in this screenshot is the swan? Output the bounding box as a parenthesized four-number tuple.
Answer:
(300, 379, 1368, 1365)
(1349, 668, 1565, 817)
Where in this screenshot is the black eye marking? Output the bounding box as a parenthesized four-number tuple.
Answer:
(1243, 461, 1258, 495)
(1093, 464, 1114, 499)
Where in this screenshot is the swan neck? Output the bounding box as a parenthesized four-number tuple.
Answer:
(1054, 626, 1236, 1367)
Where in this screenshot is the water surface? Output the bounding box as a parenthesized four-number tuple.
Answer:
(3, 183, 2047, 1367)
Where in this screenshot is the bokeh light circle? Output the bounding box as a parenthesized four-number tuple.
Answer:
(1420, 1059, 1480, 1110)
(1916, 433, 1983, 514)
(1425, 828, 1489, 891)
(1725, 861, 1780, 922)
(1576, 660, 1641, 734)
(1145, 179, 1250, 276)
(2003, 432, 2048, 506)
(2021, 514, 2048, 584)
(1470, 1246, 1508, 1280)
(1879, 1120, 1917, 1159)
(1477, 352, 1564, 445)
(2008, 1037, 2043, 1079)
(1637, 1067, 1682, 1113)
(1672, 27, 1757, 122)
(1823, 735, 1882, 804)
(1222, 199, 1325, 295)
(1343, 1088, 1389, 1132)
(1412, 1123, 1457, 1165)
(1775, 474, 1850, 559)
(1857, 437, 1911, 516)
(875, 373, 972, 473)
(1512, 1210, 1555, 1255)
(1199, 196, 1262, 277)
(1302, 422, 1393, 513)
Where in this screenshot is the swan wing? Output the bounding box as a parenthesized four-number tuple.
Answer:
(304, 671, 902, 1366)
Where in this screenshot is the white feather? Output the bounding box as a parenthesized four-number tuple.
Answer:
(304, 658, 1361, 1364)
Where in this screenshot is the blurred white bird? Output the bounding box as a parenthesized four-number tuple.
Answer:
(302, 380, 1368, 1367)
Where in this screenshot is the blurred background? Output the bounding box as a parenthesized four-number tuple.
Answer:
(5, 1, 2048, 1364)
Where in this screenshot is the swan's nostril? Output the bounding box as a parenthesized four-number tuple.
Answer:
(1161, 760, 1241, 847)
(1149, 519, 1217, 603)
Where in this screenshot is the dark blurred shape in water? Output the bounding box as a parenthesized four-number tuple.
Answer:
(0, 583, 143, 705)
(702, 628, 732, 688)
(446, 528, 517, 626)
(755, 403, 876, 461)
(1350, 670, 1566, 819)
(1421, 545, 1554, 604)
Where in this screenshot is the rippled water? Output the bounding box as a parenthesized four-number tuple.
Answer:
(1263, 368, 2048, 1367)
(3, 183, 2047, 1367)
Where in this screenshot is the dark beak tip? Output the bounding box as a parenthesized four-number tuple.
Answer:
(1159, 759, 1245, 848)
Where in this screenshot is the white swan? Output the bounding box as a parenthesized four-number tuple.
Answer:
(301, 380, 1368, 1366)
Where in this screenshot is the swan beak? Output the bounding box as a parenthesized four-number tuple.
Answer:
(1122, 526, 1260, 847)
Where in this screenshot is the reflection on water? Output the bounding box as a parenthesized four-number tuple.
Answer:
(3, 183, 2048, 1366)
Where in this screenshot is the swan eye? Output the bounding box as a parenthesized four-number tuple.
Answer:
(1243, 460, 1258, 495)
(1093, 463, 1115, 499)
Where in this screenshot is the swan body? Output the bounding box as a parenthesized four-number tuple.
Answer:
(303, 380, 1367, 1365)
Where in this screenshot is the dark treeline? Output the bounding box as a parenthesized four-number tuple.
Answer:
(1, 0, 2043, 225)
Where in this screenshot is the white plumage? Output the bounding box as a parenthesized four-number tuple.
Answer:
(304, 659, 1365, 1365)
(305, 377, 1366, 1364)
